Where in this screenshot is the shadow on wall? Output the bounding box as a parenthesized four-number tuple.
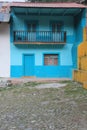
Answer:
(14, 44, 65, 49)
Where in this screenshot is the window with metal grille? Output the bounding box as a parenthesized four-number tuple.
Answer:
(44, 54, 58, 66)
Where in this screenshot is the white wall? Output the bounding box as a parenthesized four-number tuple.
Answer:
(0, 23, 10, 77)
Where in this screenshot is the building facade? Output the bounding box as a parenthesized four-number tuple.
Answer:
(0, 2, 87, 78)
(0, 2, 10, 77)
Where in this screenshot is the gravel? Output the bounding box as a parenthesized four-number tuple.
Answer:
(35, 83, 67, 89)
(0, 80, 87, 130)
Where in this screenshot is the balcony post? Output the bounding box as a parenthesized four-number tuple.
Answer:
(14, 31, 16, 42)
(64, 32, 66, 42)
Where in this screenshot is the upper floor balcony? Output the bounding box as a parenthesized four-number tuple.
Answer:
(11, 4, 85, 45)
(13, 31, 66, 44)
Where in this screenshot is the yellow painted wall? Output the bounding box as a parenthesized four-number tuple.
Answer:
(73, 28, 87, 89)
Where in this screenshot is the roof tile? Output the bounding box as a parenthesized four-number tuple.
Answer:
(10, 2, 86, 8)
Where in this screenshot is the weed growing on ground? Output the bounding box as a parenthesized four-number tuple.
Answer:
(64, 81, 87, 98)
(24, 81, 43, 87)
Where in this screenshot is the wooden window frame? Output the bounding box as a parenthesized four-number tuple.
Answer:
(26, 21, 38, 32)
(51, 21, 63, 32)
(27, 23, 37, 32)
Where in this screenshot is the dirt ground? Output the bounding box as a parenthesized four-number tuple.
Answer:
(0, 80, 87, 130)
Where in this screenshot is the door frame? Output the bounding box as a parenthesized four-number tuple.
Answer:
(23, 54, 35, 76)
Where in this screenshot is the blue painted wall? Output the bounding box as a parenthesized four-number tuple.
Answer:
(10, 8, 86, 78)
(11, 65, 72, 78)
(10, 44, 73, 78)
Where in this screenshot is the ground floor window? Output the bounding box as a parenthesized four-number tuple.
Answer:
(44, 54, 58, 66)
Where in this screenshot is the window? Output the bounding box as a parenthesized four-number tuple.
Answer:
(51, 22, 63, 32)
(27, 23, 37, 32)
(44, 54, 58, 66)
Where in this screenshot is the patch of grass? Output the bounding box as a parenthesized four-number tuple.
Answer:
(64, 82, 87, 98)
(24, 81, 48, 87)
(0, 85, 20, 92)
(24, 81, 42, 87)
(0, 87, 8, 91)
(0, 81, 47, 93)
(58, 80, 72, 84)
(0, 81, 43, 92)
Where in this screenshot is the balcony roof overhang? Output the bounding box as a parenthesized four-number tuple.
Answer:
(12, 7, 84, 16)
(10, 2, 86, 16)
(10, 2, 86, 8)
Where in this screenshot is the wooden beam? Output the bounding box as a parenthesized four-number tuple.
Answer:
(62, 9, 69, 16)
(74, 9, 82, 16)
(14, 42, 66, 45)
(14, 12, 74, 16)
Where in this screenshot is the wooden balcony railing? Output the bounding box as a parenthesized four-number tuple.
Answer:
(13, 31, 66, 44)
